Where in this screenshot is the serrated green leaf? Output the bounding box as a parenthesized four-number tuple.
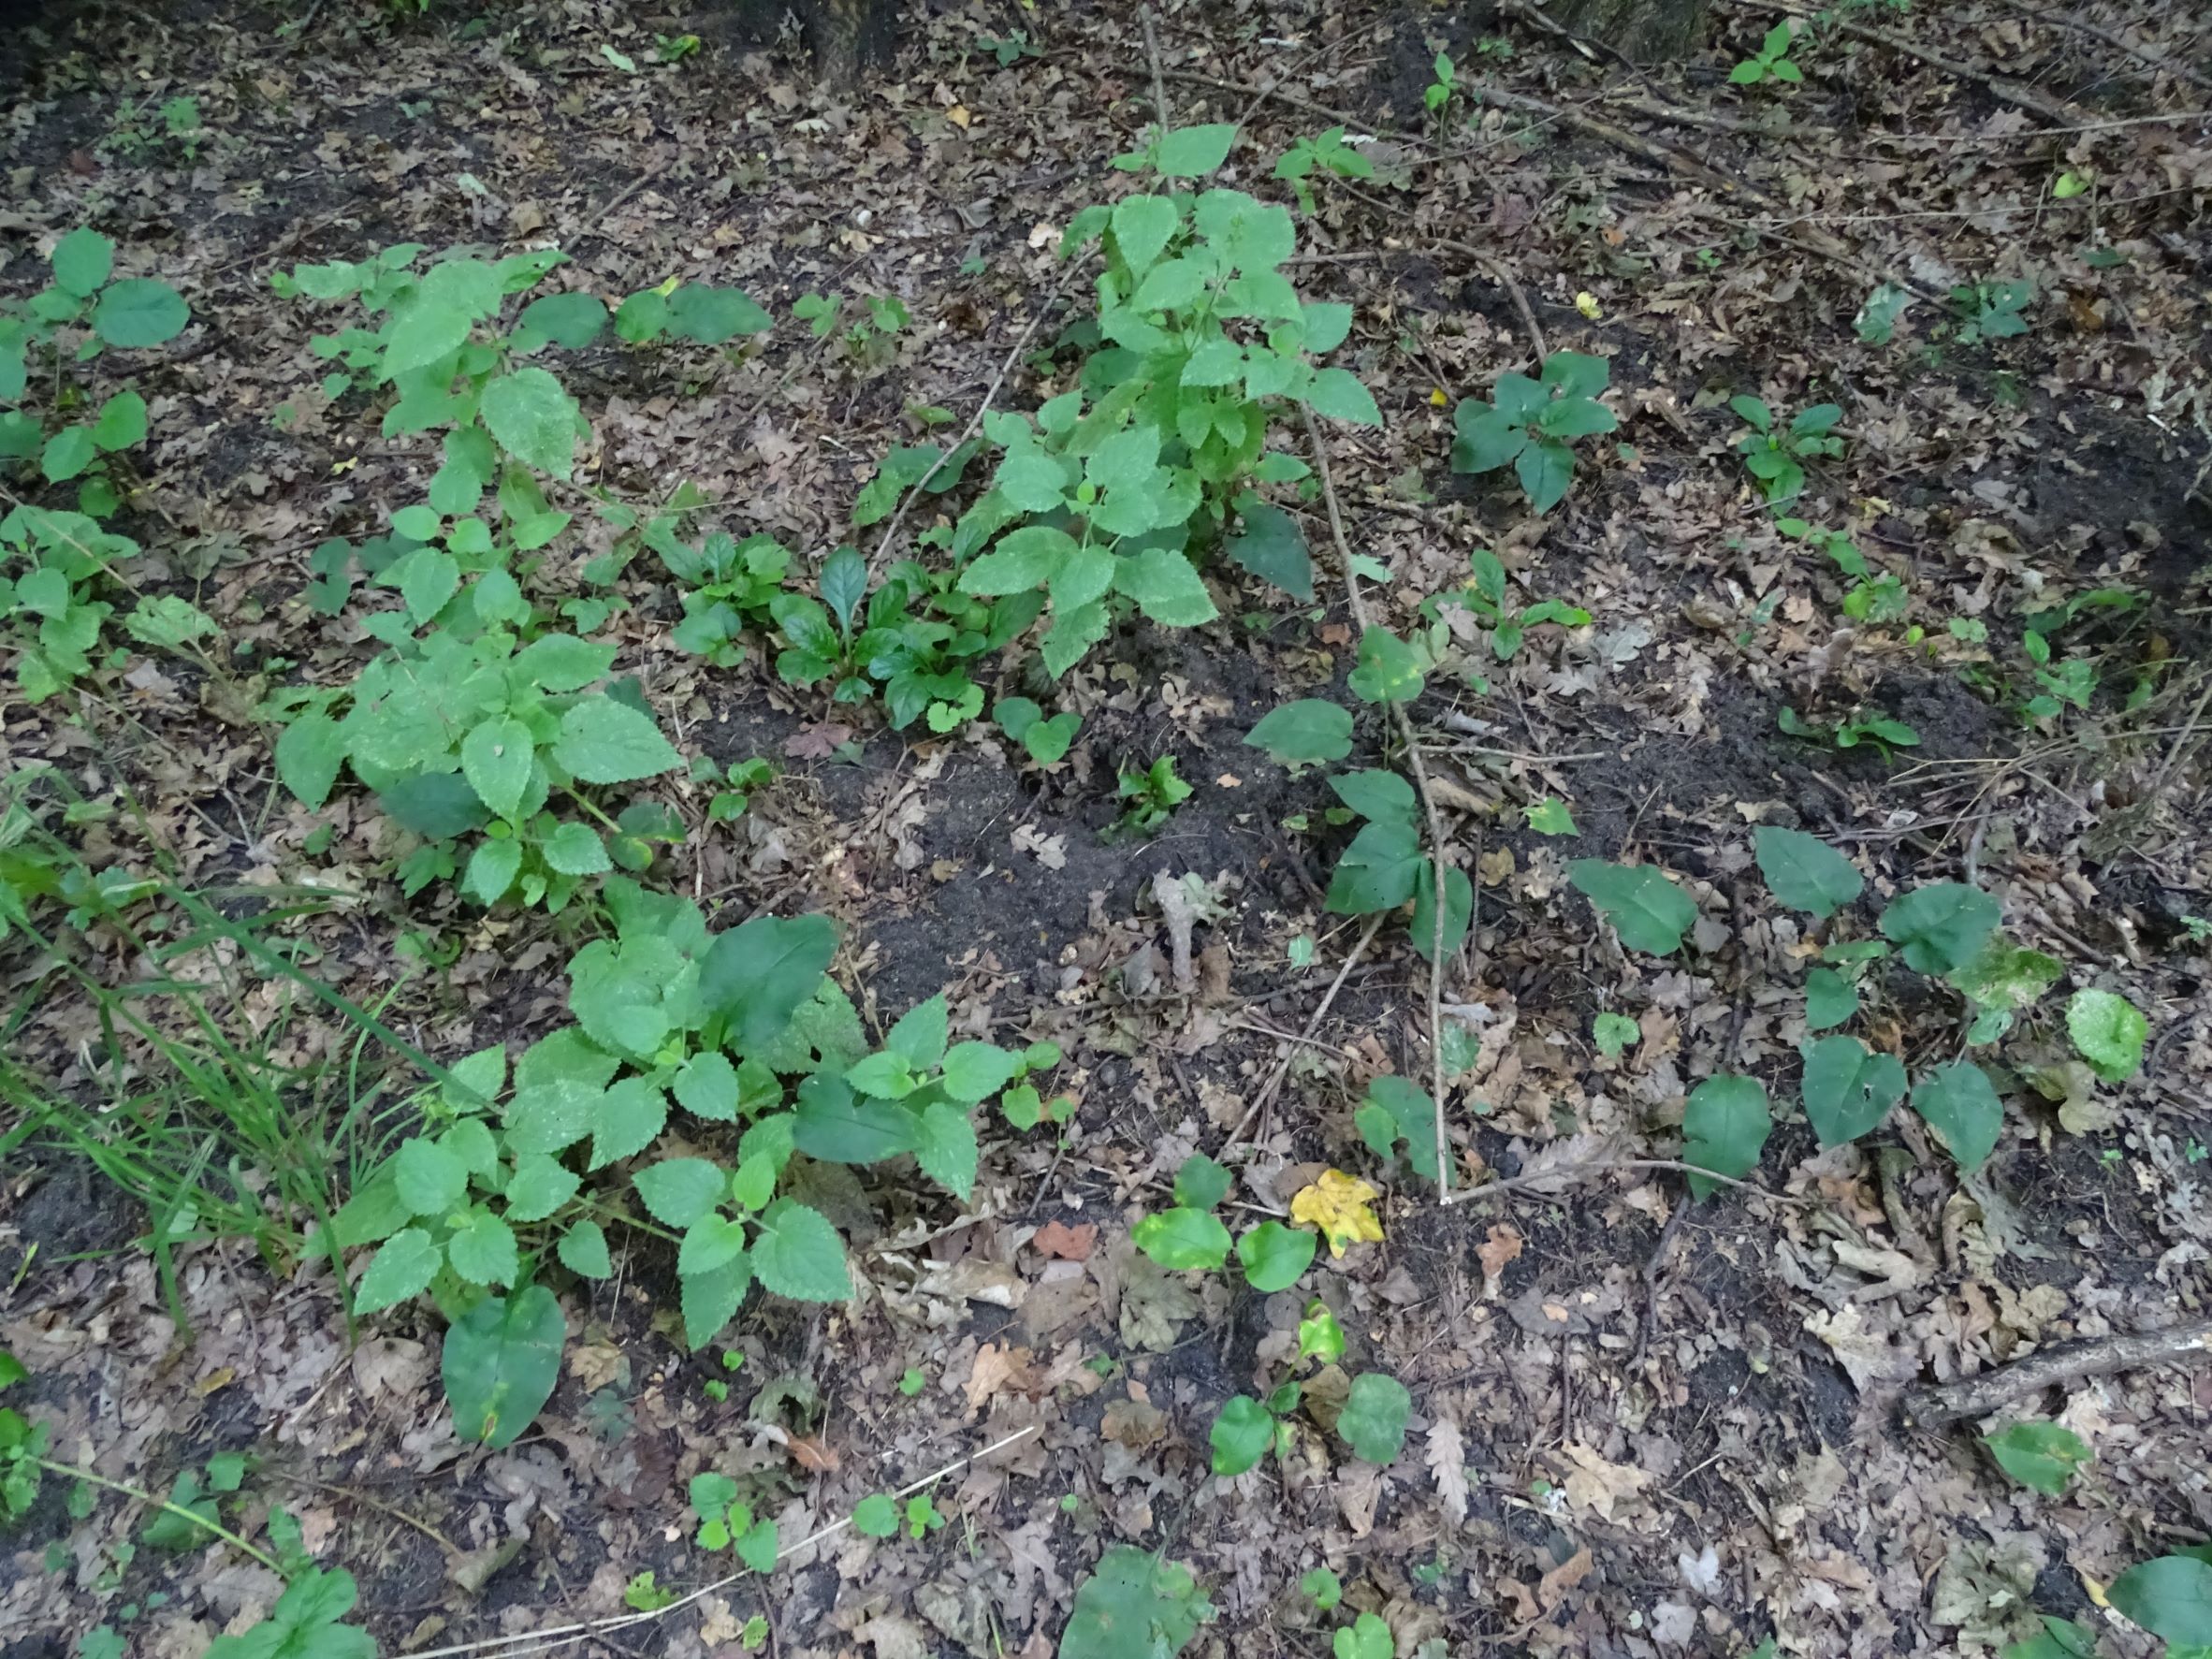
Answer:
(915, 1099, 978, 1200)
(395, 1136, 468, 1216)
(446, 1209, 519, 1286)
(541, 821, 610, 876)
(552, 697, 682, 784)
(51, 227, 113, 297)
(557, 1219, 614, 1278)
(481, 366, 582, 479)
(633, 1157, 728, 1227)
(1347, 626, 1424, 704)
(355, 1228, 441, 1314)
(503, 1154, 581, 1223)
(461, 717, 534, 821)
(749, 1201, 852, 1301)
(276, 713, 347, 810)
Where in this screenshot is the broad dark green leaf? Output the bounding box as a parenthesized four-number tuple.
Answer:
(1568, 860, 1696, 956)
(1800, 1034, 1906, 1146)
(1912, 1060, 2004, 1172)
(1753, 826, 1863, 919)
(1210, 1396, 1273, 1476)
(442, 1285, 564, 1449)
(1878, 882, 2001, 975)
(1131, 1207, 1231, 1271)
(1236, 1221, 1317, 1292)
(1981, 1420, 2089, 1496)
(1225, 502, 1313, 600)
(1681, 1075, 1769, 1200)
(700, 912, 837, 1050)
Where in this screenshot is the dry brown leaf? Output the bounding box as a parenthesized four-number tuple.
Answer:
(1477, 1223, 1523, 1286)
(1561, 1443, 1654, 1521)
(1538, 1546, 1594, 1610)
(1426, 1417, 1469, 1523)
(963, 1342, 1036, 1413)
(1031, 1220, 1098, 1261)
(788, 1434, 841, 1473)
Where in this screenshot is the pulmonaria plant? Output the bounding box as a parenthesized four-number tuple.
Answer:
(939, 123, 1376, 681)
(1449, 351, 1616, 513)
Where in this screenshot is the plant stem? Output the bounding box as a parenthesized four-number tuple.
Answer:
(36, 1460, 283, 1572)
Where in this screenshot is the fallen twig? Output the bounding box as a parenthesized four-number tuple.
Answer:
(2001, 0, 2212, 96)
(1428, 239, 1548, 361)
(1302, 403, 1457, 1198)
(1438, 1157, 1804, 1208)
(1902, 1319, 2212, 1428)
(864, 278, 1066, 578)
(405, 1426, 1040, 1659)
(1230, 912, 1387, 1146)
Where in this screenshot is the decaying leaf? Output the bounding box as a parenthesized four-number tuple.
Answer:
(1290, 1170, 1385, 1258)
(1426, 1416, 1470, 1523)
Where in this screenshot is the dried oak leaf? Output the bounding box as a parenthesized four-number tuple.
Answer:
(1031, 1219, 1098, 1261)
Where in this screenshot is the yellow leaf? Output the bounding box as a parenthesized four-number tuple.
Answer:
(1429, 387, 1448, 407)
(1290, 1170, 1384, 1258)
(655, 275, 680, 298)
(1575, 291, 1603, 320)
(947, 104, 971, 129)
(2082, 1573, 2109, 1609)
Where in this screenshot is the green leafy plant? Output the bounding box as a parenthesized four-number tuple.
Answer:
(690, 1471, 779, 1568)
(996, 696, 1082, 765)
(1301, 1567, 1344, 1611)
(1982, 1421, 2090, 1496)
(203, 1567, 376, 1659)
(1855, 282, 1913, 344)
(1449, 352, 1616, 513)
(1592, 1011, 1640, 1059)
(1244, 699, 1352, 773)
(1730, 22, 1803, 86)
(1060, 1546, 1215, 1659)
(1423, 51, 1458, 119)
(1446, 548, 1590, 660)
(1948, 279, 2033, 345)
(1323, 770, 1467, 962)
(1334, 1612, 1393, 1659)
(1, 229, 189, 518)
(1732, 396, 1842, 505)
(792, 292, 910, 371)
(1273, 126, 1374, 213)
(939, 124, 1372, 685)
(1682, 1076, 1772, 1198)
(1778, 518, 1908, 623)
(1778, 706, 1922, 756)
(1113, 756, 1192, 836)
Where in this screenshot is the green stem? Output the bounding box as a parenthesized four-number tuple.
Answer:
(578, 1197, 680, 1245)
(36, 1460, 283, 1572)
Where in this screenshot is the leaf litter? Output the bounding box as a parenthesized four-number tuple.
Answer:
(1, 0, 2210, 1656)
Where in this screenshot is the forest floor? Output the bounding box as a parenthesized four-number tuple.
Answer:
(2, 0, 2211, 1656)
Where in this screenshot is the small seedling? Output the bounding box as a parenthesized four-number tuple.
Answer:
(1424, 51, 1458, 119)
(1593, 1011, 1639, 1059)
(1732, 398, 1842, 505)
(1273, 126, 1374, 213)
(1113, 756, 1191, 837)
(1948, 280, 2032, 345)
(1449, 352, 1616, 513)
(1446, 548, 1590, 660)
(995, 696, 1081, 765)
(1730, 22, 1803, 86)
(1778, 706, 1921, 756)
(898, 1366, 926, 1395)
